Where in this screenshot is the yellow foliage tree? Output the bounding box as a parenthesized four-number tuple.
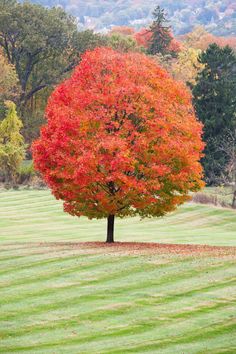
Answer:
(181, 26, 236, 52)
(0, 101, 25, 185)
(0, 51, 19, 103)
(171, 47, 205, 85)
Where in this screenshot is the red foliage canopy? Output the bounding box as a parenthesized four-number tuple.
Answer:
(134, 28, 152, 48)
(33, 48, 204, 221)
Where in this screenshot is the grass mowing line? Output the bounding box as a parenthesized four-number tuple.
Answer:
(136, 282, 236, 306)
(1, 261, 235, 320)
(0, 254, 37, 263)
(0, 255, 141, 290)
(0, 200, 59, 210)
(0, 199, 60, 209)
(94, 261, 236, 293)
(106, 321, 236, 354)
(0, 243, 38, 250)
(206, 346, 236, 354)
(0, 257, 188, 307)
(1, 289, 235, 339)
(0, 244, 48, 255)
(105, 321, 236, 354)
(1, 190, 236, 246)
(0, 256, 227, 302)
(0, 251, 131, 276)
(2, 302, 235, 343)
(1, 291, 235, 346)
(0, 248, 74, 260)
(0, 242, 85, 254)
(2, 259, 235, 304)
(147, 337, 236, 354)
(2, 229, 236, 247)
(0, 250, 96, 269)
(0, 195, 58, 203)
(0, 198, 52, 207)
(3, 282, 233, 329)
(23, 336, 235, 354)
(0, 254, 90, 275)
(164, 298, 236, 320)
(0, 192, 53, 201)
(1, 258, 234, 304)
(1, 253, 201, 293)
(0, 191, 235, 352)
(147, 278, 236, 307)
(1, 309, 235, 352)
(0, 209, 231, 224)
(1, 310, 235, 354)
(0, 208, 65, 219)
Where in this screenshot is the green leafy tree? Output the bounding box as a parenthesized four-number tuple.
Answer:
(0, 0, 104, 143)
(0, 101, 25, 185)
(192, 43, 236, 184)
(0, 0, 103, 108)
(147, 6, 172, 56)
(107, 33, 139, 53)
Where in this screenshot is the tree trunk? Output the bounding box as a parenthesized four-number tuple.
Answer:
(232, 190, 236, 209)
(106, 215, 115, 243)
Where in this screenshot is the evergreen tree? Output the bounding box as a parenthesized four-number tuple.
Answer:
(147, 6, 172, 56)
(0, 101, 25, 185)
(192, 43, 236, 184)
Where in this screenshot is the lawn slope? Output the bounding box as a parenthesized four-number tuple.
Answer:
(0, 190, 235, 353)
(0, 189, 236, 245)
(0, 242, 235, 353)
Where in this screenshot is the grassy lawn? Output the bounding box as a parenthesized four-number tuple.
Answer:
(0, 190, 235, 353)
(0, 189, 236, 245)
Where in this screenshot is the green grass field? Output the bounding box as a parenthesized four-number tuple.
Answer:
(0, 190, 236, 353)
(1, 189, 236, 245)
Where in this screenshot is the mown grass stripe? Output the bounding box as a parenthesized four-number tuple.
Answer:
(1, 282, 235, 337)
(1, 190, 236, 246)
(0, 256, 231, 303)
(0, 190, 236, 352)
(1, 290, 235, 339)
(0, 251, 128, 275)
(1, 262, 235, 321)
(206, 346, 236, 354)
(0, 255, 141, 290)
(106, 322, 236, 353)
(1, 311, 234, 352)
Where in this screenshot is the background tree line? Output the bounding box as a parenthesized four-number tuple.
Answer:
(20, 0, 236, 37)
(0, 1, 236, 207)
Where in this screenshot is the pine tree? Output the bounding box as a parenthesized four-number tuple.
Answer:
(192, 44, 236, 184)
(0, 101, 25, 185)
(147, 6, 172, 56)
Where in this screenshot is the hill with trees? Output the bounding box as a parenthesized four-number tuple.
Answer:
(1, 1, 236, 194)
(20, 0, 236, 36)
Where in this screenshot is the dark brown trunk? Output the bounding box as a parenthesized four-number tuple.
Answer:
(106, 215, 115, 243)
(232, 190, 236, 209)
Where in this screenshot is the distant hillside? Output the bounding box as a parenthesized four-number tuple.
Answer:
(20, 0, 236, 36)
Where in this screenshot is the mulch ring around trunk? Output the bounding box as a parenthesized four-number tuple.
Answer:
(34, 241, 236, 258)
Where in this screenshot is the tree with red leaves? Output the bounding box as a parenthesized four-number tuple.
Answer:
(33, 48, 204, 243)
(134, 28, 152, 48)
